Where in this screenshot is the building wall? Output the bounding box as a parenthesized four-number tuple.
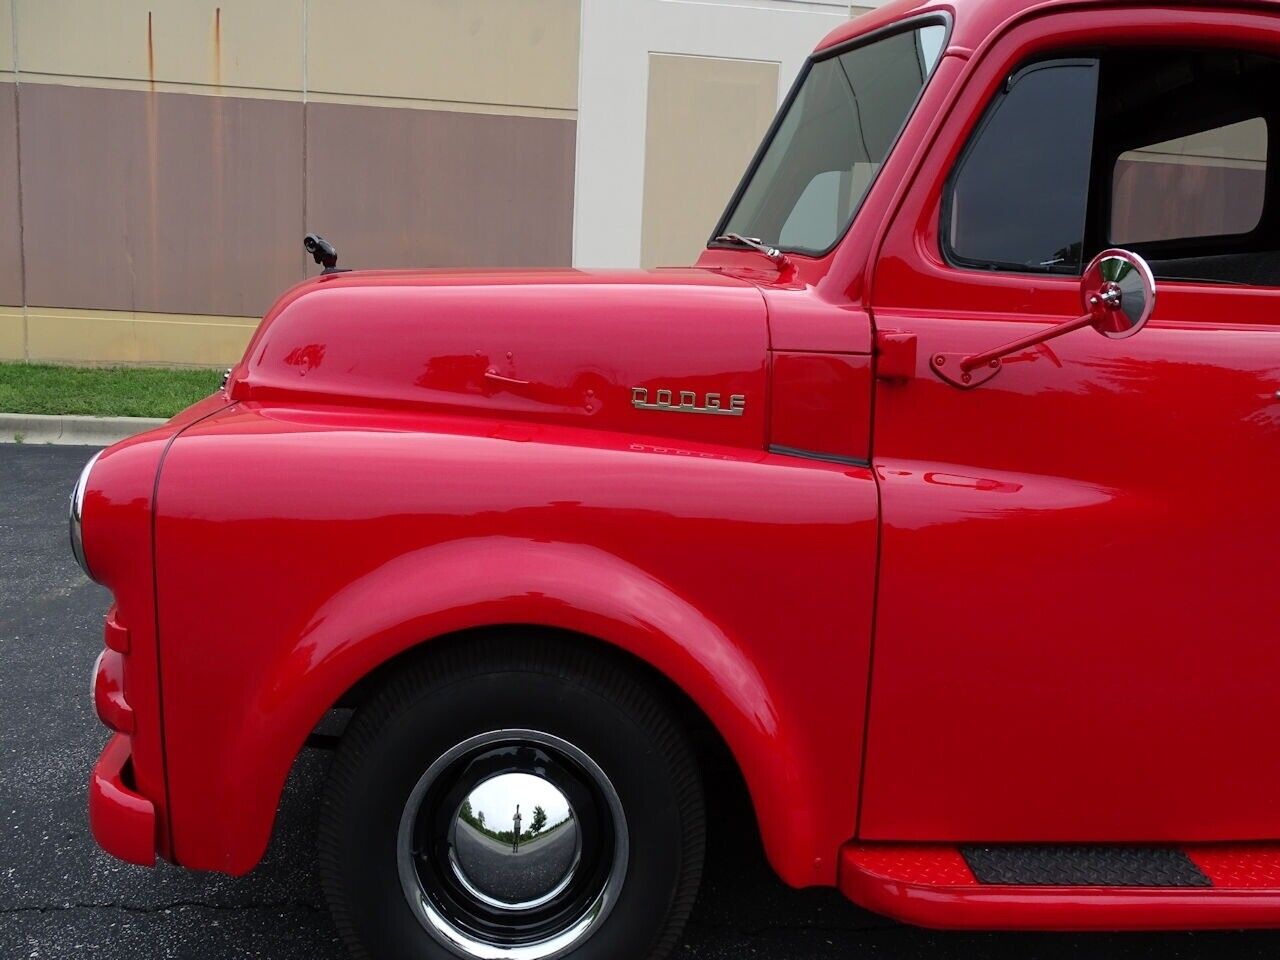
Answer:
(1, 0, 880, 366)
(640, 53, 780, 268)
(577, 0, 874, 269)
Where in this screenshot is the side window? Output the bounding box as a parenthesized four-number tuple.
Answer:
(1111, 118, 1268, 245)
(944, 47, 1280, 287)
(943, 60, 1100, 274)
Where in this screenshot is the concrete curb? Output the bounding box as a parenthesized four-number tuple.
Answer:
(0, 412, 166, 446)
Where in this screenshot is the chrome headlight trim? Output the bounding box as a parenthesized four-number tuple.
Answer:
(70, 450, 103, 581)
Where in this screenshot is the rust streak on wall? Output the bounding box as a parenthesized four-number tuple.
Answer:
(211, 7, 225, 292)
(213, 8, 222, 87)
(146, 12, 156, 90)
(145, 11, 159, 310)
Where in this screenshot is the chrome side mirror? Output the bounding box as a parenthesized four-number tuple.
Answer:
(1083, 248, 1156, 340)
(932, 248, 1157, 389)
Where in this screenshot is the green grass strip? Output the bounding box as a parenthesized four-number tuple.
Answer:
(0, 362, 221, 419)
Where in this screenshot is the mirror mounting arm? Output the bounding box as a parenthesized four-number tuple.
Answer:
(931, 306, 1102, 389)
(930, 250, 1149, 391)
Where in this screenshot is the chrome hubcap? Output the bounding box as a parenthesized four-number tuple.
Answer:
(398, 730, 627, 960)
(449, 772, 581, 911)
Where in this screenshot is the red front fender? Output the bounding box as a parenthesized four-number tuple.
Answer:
(154, 408, 879, 886)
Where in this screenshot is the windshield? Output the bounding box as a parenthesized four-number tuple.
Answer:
(715, 22, 947, 256)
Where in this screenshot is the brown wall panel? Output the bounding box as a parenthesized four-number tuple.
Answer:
(0, 83, 22, 305)
(19, 83, 303, 317)
(306, 102, 574, 270)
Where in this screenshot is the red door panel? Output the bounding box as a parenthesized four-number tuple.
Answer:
(864, 298, 1280, 842)
(860, 7, 1280, 843)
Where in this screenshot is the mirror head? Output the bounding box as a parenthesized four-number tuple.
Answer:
(1082, 248, 1156, 339)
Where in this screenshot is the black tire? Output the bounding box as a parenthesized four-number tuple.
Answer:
(318, 633, 706, 960)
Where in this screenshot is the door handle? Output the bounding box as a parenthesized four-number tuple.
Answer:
(484, 370, 531, 387)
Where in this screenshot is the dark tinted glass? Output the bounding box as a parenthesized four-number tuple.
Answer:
(719, 24, 946, 255)
(945, 60, 1099, 273)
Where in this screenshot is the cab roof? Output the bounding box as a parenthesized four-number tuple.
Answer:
(815, 0, 1280, 57)
(815, 0, 1010, 55)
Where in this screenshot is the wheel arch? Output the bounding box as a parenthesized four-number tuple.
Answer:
(211, 538, 826, 887)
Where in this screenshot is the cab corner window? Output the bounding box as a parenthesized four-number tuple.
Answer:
(944, 60, 1100, 275)
(717, 21, 947, 257)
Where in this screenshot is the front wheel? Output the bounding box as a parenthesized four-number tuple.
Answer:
(318, 637, 706, 960)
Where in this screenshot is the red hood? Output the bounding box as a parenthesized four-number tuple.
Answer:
(227, 267, 770, 449)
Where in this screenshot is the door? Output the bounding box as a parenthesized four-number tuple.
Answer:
(861, 13, 1280, 843)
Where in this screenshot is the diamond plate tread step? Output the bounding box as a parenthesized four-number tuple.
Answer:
(840, 843, 1280, 930)
(843, 843, 1280, 890)
(844, 845, 977, 886)
(1191, 846, 1280, 888)
(961, 845, 1211, 887)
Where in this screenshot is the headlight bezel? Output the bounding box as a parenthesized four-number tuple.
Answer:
(70, 450, 103, 581)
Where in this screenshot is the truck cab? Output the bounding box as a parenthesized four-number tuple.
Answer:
(78, 1, 1280, 958)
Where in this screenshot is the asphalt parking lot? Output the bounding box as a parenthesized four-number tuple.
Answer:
(4, 443, 1280, 959)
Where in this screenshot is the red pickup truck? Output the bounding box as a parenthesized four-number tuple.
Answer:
(75, 0, 1280, 957)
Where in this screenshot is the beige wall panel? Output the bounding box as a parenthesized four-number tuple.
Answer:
(15, 0, 304, 92)
(26, 307, 257, 366)
(307, 102, 574, 269)
(0, 307, 21, 359)
(641, 54, 778, 268)
(0, 84, 22, 305)
(307, 0, 579, 111)
(0, 0, 12, 74)
(20, 83, 304, 317)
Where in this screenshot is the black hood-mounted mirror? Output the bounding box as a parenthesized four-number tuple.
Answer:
(304, 233, 350, 275)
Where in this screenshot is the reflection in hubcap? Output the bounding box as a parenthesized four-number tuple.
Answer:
(397, 730, 628, 960)
(450, 772, 581, 910)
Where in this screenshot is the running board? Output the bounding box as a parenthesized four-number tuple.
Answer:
(962, 845, 1211, 887)
(840, 843, 1280, 930)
